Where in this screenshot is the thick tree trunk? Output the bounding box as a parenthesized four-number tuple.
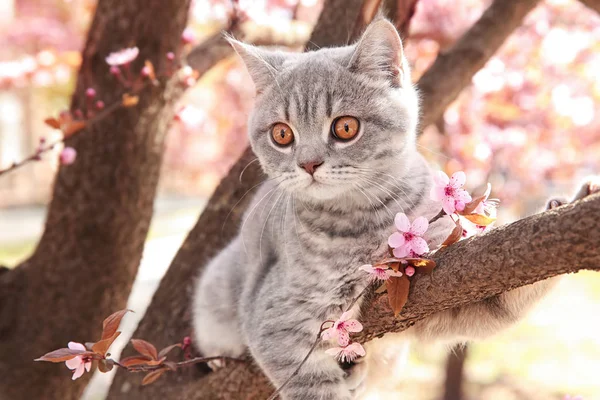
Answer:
(0, 1, 190, 399)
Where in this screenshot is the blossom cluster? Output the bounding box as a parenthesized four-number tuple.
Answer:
(322, 170, 499, 364)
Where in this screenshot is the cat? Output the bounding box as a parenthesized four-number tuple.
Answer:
(192, 19, 573, 399)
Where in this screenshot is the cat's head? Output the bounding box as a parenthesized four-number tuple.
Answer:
(230, 19, 419, 203)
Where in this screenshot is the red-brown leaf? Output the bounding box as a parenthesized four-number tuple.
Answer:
(163, 361, 178, 371)
(158, 343, 182, 359)
(34, 348, 92, 363)
(142, 369, 166, 385)
(462, 213, 496, 226)
(120, 356, 153, 367)
(92, 331, 121, 356)
(61, 120, 87, 138)
(442, 222, 463, 246)
(460, 195, 486, 215)
(44, 117, 61, 129)
(146, 357, 166, 366)
(131, 339, 158, 360)
(386, 274, 411, 317)
(102, 309, 131, 340)
(122, 94, 139, 107)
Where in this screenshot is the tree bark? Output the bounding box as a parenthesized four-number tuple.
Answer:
(0, 1, 190, 399)
(109, 0, 554, 398)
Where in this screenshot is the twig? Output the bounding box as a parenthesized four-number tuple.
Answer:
(112, 355, 245, 373)
(428, 209, 446, 224)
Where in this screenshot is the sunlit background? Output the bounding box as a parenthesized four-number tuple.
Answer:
(0, 0, 599, 399)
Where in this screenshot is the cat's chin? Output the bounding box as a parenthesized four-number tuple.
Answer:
(293, 182, 350, 202)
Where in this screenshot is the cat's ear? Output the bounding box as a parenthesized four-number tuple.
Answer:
(348, 19, 408, 87)
(226, 37, 286, 94)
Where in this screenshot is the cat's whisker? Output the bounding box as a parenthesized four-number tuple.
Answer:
(240, 181, 283, 255)
(239, 157, 260, 182)
(355, 175, 406, 216)
(259, 189, 286, 265)
(355, 177, 398, 222)
(351, 182, 386, 228)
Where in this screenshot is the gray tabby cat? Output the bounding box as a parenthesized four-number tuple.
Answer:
(192, 19, 561, 399)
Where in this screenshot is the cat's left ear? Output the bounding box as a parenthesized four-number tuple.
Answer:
(348, 19, 408, 87)
(226, 36, 286, 94)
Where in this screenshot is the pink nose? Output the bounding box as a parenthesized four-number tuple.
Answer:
(299, 161, 323, 175)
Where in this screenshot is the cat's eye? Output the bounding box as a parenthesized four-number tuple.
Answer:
(331, 116, 360, 141)
(271, 123, 294, 146)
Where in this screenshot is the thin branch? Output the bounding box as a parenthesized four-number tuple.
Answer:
(113, 356, 245, 373)
(579, 0, 600, 13)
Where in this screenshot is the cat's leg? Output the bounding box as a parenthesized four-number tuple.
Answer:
(242, 292, 353, 400)
(413, 177, 600, 342)
(192, 237, 246, 367)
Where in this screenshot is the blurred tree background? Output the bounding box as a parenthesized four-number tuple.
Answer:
(0, 0, 599, 399)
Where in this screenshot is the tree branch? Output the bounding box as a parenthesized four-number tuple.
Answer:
(579, 0, 600, 14)
(418, 0, 541, 129)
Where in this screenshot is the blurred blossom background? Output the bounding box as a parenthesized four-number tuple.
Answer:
(1, 0, 599, 399)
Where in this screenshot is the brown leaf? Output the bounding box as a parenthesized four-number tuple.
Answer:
(158, 343, 182, 359)
(144, 60, 157, 81)
(61, 120, 87, 138)
(122, 94, 139, 107)
(98, 358, 114, 373)
(131, 339, 158, 360)
(120, 356, 153, 367)
(146, 357, 166, 366)
(463, 214, 496, 226)
(142, 369, 166, 385)
(374, 283, 387, 294)
(408, 258, 437, 275)
(44, 117, 61, 129)
(102, 309, 131, 340)
(386, 274, 411, 317)
(92, 331, 121, 356)
(442, 222, 463, 246)
(34, 348, 92, 363)
(163, 361, 178, 371)
(460, 194, 486, 215)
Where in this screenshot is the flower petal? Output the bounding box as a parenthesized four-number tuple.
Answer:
(433, 171, 449, 187)
(68, 342, 86, 351)
(65, 357, 81, 370)
(392, 245, 410, 258)
(358, 264, 374, 274)
(72, 363, 85, 380)
(344, 319, 363, 333)
(450, 171, 466, 188)
(325, 347, 342, 357)
(409, 237, 429, 255)
(409, 217, 429, 236)
(337, 330, 350, 347)
(455, 189, 472, 203)
(388, 270, 403, 277)
(339, 311, 352, 322)
(442, 196, 456, 215)
(85, 361, 92, 372)
(388, 232, 405, 248)
(394, 213, 411, 233)
(321, 328, 336, 341)
(347, 342, 366, 357)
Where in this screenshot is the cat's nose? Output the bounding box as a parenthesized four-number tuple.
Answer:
(299, 160, 323, 175)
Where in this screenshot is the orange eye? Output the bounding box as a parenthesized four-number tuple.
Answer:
(271, 123, 294, 146)
(331, 116, 360, 141)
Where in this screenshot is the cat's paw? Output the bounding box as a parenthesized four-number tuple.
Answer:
(572, 176, 600, 202)
(341, 359, 368, 396)
(207, 359, 226, 371)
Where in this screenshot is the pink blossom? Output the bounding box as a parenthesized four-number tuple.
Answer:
(430, 171, 472, 215)
(405, 266, 415, 277)
(325, 342, 366, 363)
(166, 52, 175, 61)
(563, 396, 584, 400)
(181, 28, 196, 44)
(105, 47, 139, 66)
(85, 88, 96, 98)
(321, 311, 363, 347)
(65, 342, 91, 380)
(473, 183, 499, 217)
(60, 147, 77, 165)
(358, 264, 403, 281)
(388, 213, 429, 258)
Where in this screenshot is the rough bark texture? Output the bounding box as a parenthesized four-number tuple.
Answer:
(0, 1, 190, 399)
(108, 0, 559, 398)
(418, 0, 541, 130)
(354, 192, 600, 342)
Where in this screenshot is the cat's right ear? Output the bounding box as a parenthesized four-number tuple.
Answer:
(226, 36, 286, 94)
